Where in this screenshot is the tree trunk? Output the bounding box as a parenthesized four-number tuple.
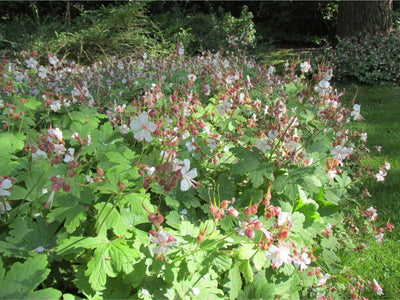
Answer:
(337, 0, 392, 39)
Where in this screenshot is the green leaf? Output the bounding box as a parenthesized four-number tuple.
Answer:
(0, 132, 25, 155)
(108, 239, 140, 274)
(166, 211, 181, 229)
(249, 163, 274, 188)
(94, 202, 121, 235)
(285, 82, 300, 97)
(27, 288, 62, 299)
(240, 271, 275, 300)
(179, 221, 195, 237)
(56, 236, 107, 255)
(231, 146, 262, 175)
(0, 217, 58, 257)
(240, 260, 254, 284)
(47, 205, 87, 233)
(232, 243, 257, 260)
(212, 253, 232, 273)
(126, 259, 147, 288)
(86, 243, 115, 291)
(0, 256, 57, 299)
(253, 251, 267, 270)
(224, 262, 241, 299)
(321, 249, 341, 273)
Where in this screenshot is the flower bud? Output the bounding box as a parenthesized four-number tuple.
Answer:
(246, 228, 255, 239)
(148, 213, 156, 222)
(118, 181, 126, 191)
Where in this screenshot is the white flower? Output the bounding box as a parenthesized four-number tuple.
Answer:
(375, 232, 384, 244)
(50, 100, 62, 112)
(192, 287, 200, 296)
(38, 66, 47, 79)
(300, 61, 312, 73)
(360, 132, 368, 142)
(180, 159, 198, 191)
(0, 179, 12, 197)
(217, 100, 232, 115)
(188, 74, 196, 82)
(319, 79, 330, 90)
(32, 246, 45, 253)
(277, 212, 292, 227)
(141, 289, 151, 297)
(373, 279, 384, 296)
(63, 148, 75, 163)
(351, 104, 363, 121)
(48, 128, 63, 141)
(293, 252, 311, 272)
(26, 58, 38, 69)
(366, 207, 378, 221)
(185, 139, 197, 152)
(383, 161, 391, 171)
(54, 144, 66, 155)
(48, 55, 59, 66)
(32, 149, 48, 160)
(268, 66, 276, 76)
(0, 201, 11, 214)
(331, 145, 351, 160)
(86, 175, 94, 183)
(149, 230, 177, 255)
(130, 112, 157, 142)
(265, 245, 292, 268)
(285, 140, 299, 152)
(318, 273, 330, 286)
(178, 43, 185, 56)
(255, 138, 271, 153)
(120, 124, 129, 134)
(327, 169, 337, 180)
(376, 169, 387, 182)
(206, 138, 219, 151)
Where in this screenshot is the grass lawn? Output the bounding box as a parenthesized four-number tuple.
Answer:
(339, 84, 400, 299)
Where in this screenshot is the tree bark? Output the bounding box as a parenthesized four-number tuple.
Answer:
(337, 0, 392, 39)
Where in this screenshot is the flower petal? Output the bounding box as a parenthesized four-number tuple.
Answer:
(180, 178, 191, 191)
(1, 179, 12, 190)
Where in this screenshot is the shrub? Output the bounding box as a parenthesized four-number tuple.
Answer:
(0, 49, 391, 299)
(151, 5, 256, 55)
(326, 31, 400, 84)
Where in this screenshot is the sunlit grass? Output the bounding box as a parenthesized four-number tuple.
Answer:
(337, 84, 400, 299)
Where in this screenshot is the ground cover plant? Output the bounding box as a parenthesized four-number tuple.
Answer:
(326, 31, 400, 85)
(0, 46, 393, 299)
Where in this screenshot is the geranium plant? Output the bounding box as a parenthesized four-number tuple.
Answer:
(0, 48, 391, 299)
